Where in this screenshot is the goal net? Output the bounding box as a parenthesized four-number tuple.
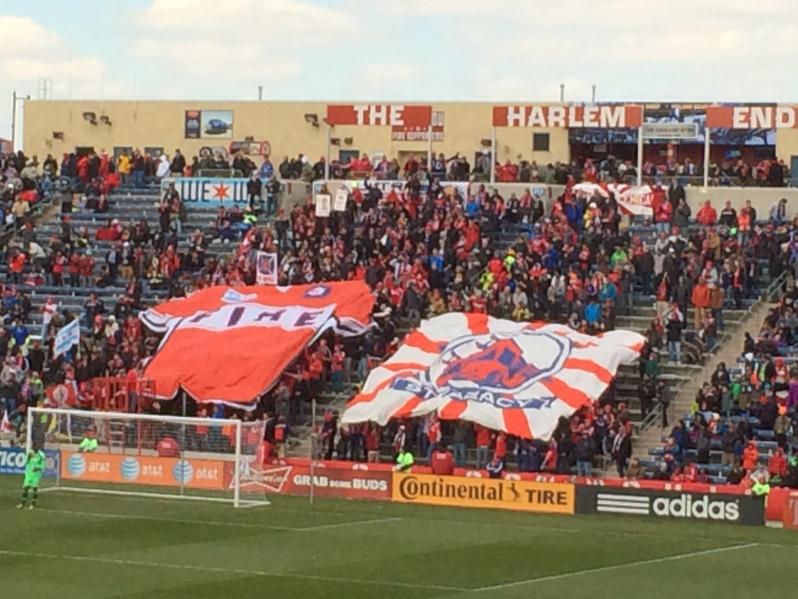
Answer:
(27, 407, 270, 508)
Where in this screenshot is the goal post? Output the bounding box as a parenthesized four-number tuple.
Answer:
(26, 407, 270, 508)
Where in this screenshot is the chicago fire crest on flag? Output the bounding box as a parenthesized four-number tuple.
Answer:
(342, 313, 645, 440)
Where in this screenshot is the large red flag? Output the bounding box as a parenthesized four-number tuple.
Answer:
(141, 282, 374, 405)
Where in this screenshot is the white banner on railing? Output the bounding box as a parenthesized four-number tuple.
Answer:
(315, 193, 332, 217)
(256, 251, 278, 285)
(334, 188, 349, 212)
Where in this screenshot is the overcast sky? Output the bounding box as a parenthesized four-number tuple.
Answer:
(2, 0, 796, 144)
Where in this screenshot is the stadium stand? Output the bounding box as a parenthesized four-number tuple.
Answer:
(1, 147, 795, 482)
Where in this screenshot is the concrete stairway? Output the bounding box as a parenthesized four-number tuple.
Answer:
(631, 299, 774, 459)
(7, 183, 241, 338)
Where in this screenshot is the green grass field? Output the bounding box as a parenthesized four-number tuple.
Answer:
(0, 477, 796, 598)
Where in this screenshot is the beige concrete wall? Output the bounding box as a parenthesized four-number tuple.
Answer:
(775, 128, 798, 163)
(21, 100, 569, 165)
(23, 98, 798, 178)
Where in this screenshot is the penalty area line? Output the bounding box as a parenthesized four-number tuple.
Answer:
(473, 542, 760, 592)
(0, 549, 469, 593)
(38, 507, 401, 533)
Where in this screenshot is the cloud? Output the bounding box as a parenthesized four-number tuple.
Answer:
(0, 16, 123, 98)
(448, 0, 798, 101)
(135, 0, 358, 81)
(362, 63, 420, 86)
(143, 0, 355, 38)
(370, 0, 511, 16)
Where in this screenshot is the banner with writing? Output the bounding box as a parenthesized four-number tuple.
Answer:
(256, 252, 278, 286)
(161, 177, 249, 206)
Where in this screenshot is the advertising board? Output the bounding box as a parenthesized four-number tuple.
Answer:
(576, 485, 764, 526)
(60, 452, 227, 490)
(238, 460, 392, 501)
(392, 472, 574, 514)
(0, 447, 59, 477)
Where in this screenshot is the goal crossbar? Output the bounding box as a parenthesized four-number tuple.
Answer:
(27, 407, 270, 509)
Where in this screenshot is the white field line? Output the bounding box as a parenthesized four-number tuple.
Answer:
(0, 549, 468, 593)
(474, 543, 760, 592)
(299, 517, 403, 531)
(39, 508, 402, 533)
(36, 488, 798, 546)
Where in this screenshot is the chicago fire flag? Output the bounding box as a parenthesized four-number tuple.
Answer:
(342, 313, 644, 440)
(141, 283, 374, 405)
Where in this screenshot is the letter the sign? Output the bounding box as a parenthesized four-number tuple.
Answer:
(326, 105, 432, 127)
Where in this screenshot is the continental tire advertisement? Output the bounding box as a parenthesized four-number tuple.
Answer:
(576, 486, 764, 526)
(392, 472, 574, 514)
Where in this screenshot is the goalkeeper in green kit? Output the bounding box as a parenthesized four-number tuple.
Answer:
(17, 448, 46, 510)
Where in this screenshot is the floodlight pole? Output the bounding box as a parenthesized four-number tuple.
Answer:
(490, 126, 496, 184)
(11, 91, 17, 152)
(427, 123, 433, 173)
(309, 398, 317, 507)
(703, 127, 711, 189)
(325, 124, 331, 181)
(636, 127, 644, 186)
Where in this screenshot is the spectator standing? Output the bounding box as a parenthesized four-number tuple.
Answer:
(574, 433, 595, 477)
(453, 421, 468, 466)
(365, 424, 380, 463)
(170, 149, 186, 175)
(612, 425, 632, 477)
(475, 424, 491, 468)
(657, 381, 672, 428)
(426, 415, 441, 460)
(691, 278, 711, 331)
(665, 303, 684, 364)
(696, 200, 717, 226)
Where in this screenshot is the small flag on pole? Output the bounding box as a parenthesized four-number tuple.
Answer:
(53, 318, 80, 357)
(0, 410, 13, 433)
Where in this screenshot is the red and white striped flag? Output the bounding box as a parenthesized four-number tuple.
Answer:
(0, 410, 13, 433)
(342, 314, 644, 440)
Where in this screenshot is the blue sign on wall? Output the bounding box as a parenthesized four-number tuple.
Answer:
(162, 177, 250, 205)
(0, 447, 59, 477)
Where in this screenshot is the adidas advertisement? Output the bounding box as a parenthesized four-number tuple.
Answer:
(576, 486, 764, 526)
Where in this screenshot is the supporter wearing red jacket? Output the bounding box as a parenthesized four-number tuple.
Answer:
(470, 292, 487, 313)
(430, 445, 454, 475)
(365, 424, 380, 463)
(497, 160, 518, 183)
(654, 198, 672, 230)
(696, 200, 717, 226)
(742, 441, 759, 472)
(475, 425, 491, 468)
(494, 432, 507, 461)
(427, 416, 441, 456)
(79, 253, 95, 285)
(7, 250, 26, 284)
(67, 253, 81, 286)
(690, 278, 711, 330)
(768, 448, 787, 478)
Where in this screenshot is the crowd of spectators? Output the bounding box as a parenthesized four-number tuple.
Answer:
(649, 291, 798, 489)
(244, 177, 796, 477)
(1, 145, 796, 480)
(49, 146, 795, 191)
